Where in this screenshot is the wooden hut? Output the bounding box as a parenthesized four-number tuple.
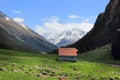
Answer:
(58, 48, 78, 61)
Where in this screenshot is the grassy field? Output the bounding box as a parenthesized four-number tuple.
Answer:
(0, 46, 120, 80)
(78, 44, 120, 65)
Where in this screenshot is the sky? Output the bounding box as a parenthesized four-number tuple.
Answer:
(0, 0, 109, 37)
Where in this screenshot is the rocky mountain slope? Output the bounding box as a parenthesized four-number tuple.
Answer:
(48, 28, 86, 47)
(0, 11, 57, 53)
(68, 0, 120, 59)
(112, 29, 120, 60)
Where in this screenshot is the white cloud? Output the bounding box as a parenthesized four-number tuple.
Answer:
(35, 16, 94, 36)
(83, 19, 90, 22)
(42, 16, 59, 22)
(13, 17, 24, 23)
(79, 15, 97, 23)
(69, 15, 79, 19)
(48, 16, 59, 22)
(12, 10, 23, 15)
(35, 25, 46, 35)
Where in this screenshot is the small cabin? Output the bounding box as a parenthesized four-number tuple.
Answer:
(58, 48, 78, 61)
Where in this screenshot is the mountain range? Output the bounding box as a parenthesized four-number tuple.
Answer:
(67, 0, 120, 60)
(0, 0, 120, 60)
(47, 28, 86, 47)
(0, 11, 57, 53)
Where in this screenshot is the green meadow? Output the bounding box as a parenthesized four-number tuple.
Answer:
(0, 45, 120, 80)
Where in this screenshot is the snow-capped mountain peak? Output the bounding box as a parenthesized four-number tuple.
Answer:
(47, 28, 87, 47)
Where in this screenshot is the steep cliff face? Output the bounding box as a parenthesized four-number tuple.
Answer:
(68, 0, 120, 59)
(108, 0, 120, 60)
(112, 30, 120, 60)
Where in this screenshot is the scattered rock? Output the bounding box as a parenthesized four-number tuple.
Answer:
(75, 75, 81, 79)
(36, 74, 40, 77)
(73, 68, 79, 71)
(34, 65, 38, 68)
(46, 70, 51, 73)
(50, 73, 55, 76)
(41, 71, 48, 75)
(59, 76, 68, 80)
(75, 77, 80, 79)
(28, 68, 32, 71)
(11, 69, 17, 73)
(0, 64, 3, 66)
(25, 71, 32, 74)
(87, 75, 91, 77)
(59, 73, 68, 77)
(104, 77, 108, 79)
(41, 65, 45, 67)
(64, 74, 68, 77)
(11, 63, 16, 66)
(100, 77, 104, 79)
(108, 77, 114, 80)
(91, 78, 97, 80)
(19, 67, 24, 71)
(0, 68, 7, 72)
(115, 77, 119, 79)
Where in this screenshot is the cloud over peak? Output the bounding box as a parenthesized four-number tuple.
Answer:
(35, 16, 94, 37)
(69, 15, 79, 19)
(12, 10, 23, 15)
(13, 17, 24, 23)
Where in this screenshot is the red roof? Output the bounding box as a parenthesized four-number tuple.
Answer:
(58, 48, 78, 56)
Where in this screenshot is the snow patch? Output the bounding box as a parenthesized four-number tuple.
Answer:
(15, 35, 25, 43)
(5, 17, 11, 21)
(19, 23, 28, 30)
